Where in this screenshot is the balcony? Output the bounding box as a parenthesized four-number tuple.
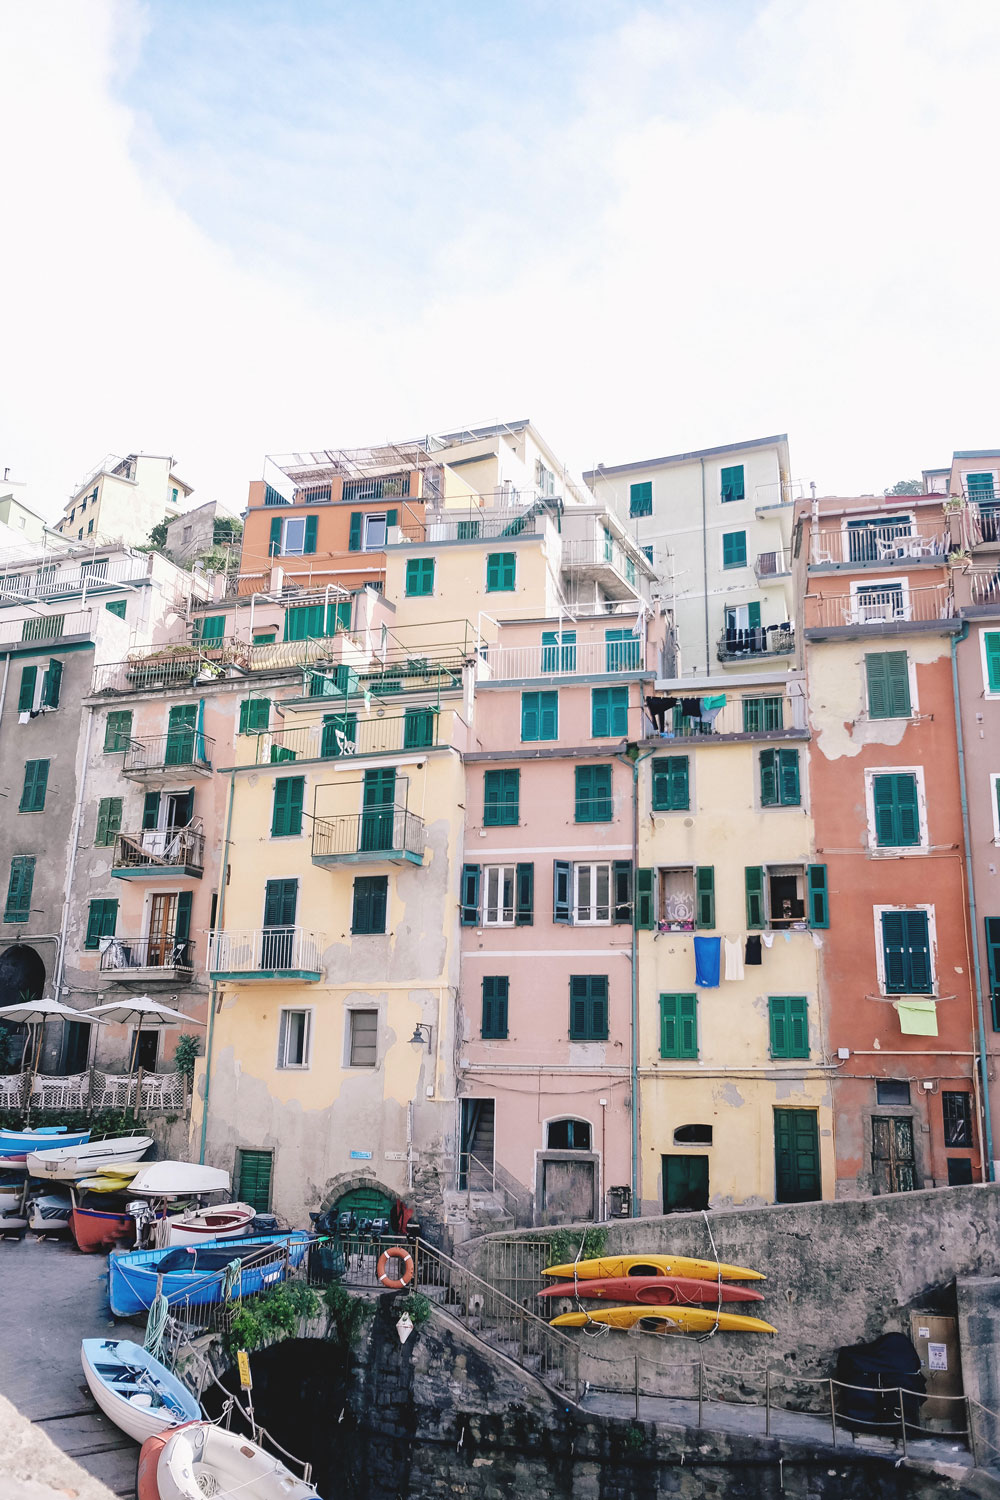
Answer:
(561, 537, 645, 601)
(643, 690, 807, 740)
(0, 609, 96, 646)
(971, 502, 1000, 546)
(479, 638, 646, 681)
(716, 624, 795, 663)
(809, 521, 947, 569)
(99, 935, 194, 983)
(111, 826, 205, 880)
(208, 928, 324, 982)
(805, 582, 955, 637)
(252, 711, 440, 764)
(398, 508, 543, 544)
(754, 550, 792, 584)
(312, 806, 425, 867)
(122, 732, 214, 782)
(0, 554, 151, 607)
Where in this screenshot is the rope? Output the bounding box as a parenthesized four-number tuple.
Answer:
(222, 1258, 242, 1303)
(143, 1292, 169, 1362)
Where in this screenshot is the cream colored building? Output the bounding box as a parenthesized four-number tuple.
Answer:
(53, 453, 192, 549)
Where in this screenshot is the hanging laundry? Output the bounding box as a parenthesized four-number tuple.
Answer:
(745, 935, 762, 965)
(645, 695, 677, 732)
(761, 932, 775, 948)
(700, 694, 727, 711)
(693, 935, 721, 988)
(680, 697, 702, 718)
(724, 938, 744, 981)
(893, 1000, 938, 1037)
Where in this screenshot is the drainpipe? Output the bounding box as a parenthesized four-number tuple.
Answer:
(199, 766, 236, 1163)
(54, 705, 95, 1000)
(950, 620, 995, 1180)
(700, 458, 710, 676)
(0, 651, 11, 726)
(617, 744, 658, 1217)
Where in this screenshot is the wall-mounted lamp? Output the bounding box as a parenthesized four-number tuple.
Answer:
(409, 1022, 433, 1049)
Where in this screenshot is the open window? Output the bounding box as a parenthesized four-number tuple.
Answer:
(746, 863, 828, 930)
(546, 1119, 592, 1151)
(658, 868, 695, 930)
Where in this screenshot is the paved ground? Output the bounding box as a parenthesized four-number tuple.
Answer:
(0, 1235, 141, 1499)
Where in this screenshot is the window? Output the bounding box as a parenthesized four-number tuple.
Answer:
(746, 864, 828, 929)
(592, 685, 628, 737)
(987, 918, 1000, 1029)
(641, 544, 654, 563)
(268, 514, 318, 557)
(870, 772, 921, 848)
(768, 996, 809, 1059)
(193, 615, 226, 643)
(4, 856, 34, 922)
(629, 482, 652, 517)
(105, 599, 127, 620)
(575, 765, 613, 822)
(743, 696, 784, 733)
(483, 865, 516, 925)
(277, 1009, 312, 1069)
(19, 759, 49, 813)
(876, 1080, 911, 1105)
(271, 776, 305, 837)
(239, 698, 270, 735)
(541, 630, 576, 673)
(720, 464, 745, 502)
(352, 875, 388, 934)
(321, 712, 356, 757)
(651, 756, 689, 811)
(574, 862, 611, 924)
(253, 630, 277, 645)
(569, 975, 608, 1041)
(486, 552, 516, 592)
(967, 472, 997, 499)
(483, 769, 519, 826)
(405, 558, 435, 596)
(95, 796, 123, 847)
(942, 1092, 973, 1147)
(660, 994, 697, 1059)
(853, 581, 905, 622)
(284, 602, 343, 641)
(84, 898, 118, 950)
(722, 531, 747, 568)
(237, 1150, 273, 1212)
(547, 1119, 592, 1150)
(983, 632, 1000, 695)
(349, 1010, 378, 1067)
(521, 690, 558, 741)
(863, 651, 911, 719)
(481, 976, 509, 1039)
(760, 748, 800, 807)
(674, 1123, 712, 1144)
(658, 867, 716, 930)
(403, 706, 436, 749)
(880, 910, 932, 994)
(605, 629, 641, 672)
(17, 666, 37, 713)
(87, 518, 94, 534)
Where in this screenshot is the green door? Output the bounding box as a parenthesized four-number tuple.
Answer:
(774, 1109, 821, 1203)
(662, 1154, 709, 1212)
(237, 1150, 273, 1212)
(361, 767, 396, 852)
(165, 704, 197, 765)
(262, 878, 297, 969)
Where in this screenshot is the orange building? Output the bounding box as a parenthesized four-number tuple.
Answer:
(798, 494, 987, 1195)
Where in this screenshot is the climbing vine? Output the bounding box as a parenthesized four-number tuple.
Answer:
(394, 1291, 432, 1329)
(322, 1283, 375, 1348)
(543, 1226, 608, 1268)
(223, 1283, 320, 1357)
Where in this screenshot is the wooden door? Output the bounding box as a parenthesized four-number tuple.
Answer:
(872, 1116, 917, 1193)
(774, 1109, 821, 1203)
(662, 1154, 709, 1212)
(147, 893, 177, 968)
(361, 767, 396, 852)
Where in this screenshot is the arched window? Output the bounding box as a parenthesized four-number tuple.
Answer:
(673, 1123, 713, 1145)
(546, 1119, 592, 1151)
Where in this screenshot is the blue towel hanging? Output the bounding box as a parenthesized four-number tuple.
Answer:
(693, 935, 721, 988)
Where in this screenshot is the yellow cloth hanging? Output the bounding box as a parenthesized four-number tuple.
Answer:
(893, 1000, 938, 1036)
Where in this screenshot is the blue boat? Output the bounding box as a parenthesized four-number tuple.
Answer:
(108, 1231, 312, 1317)
(0, 1126, 90, 1163)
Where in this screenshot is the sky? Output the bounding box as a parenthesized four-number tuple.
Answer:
(2, 0, 999, 520)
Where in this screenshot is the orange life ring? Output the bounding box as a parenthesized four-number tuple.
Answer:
(376, 1247, 414, 1289)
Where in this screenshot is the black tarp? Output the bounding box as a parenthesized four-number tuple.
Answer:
(835, 1331, 926, 1433)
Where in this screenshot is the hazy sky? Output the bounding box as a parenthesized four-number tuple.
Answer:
(2, 0, 998, 519)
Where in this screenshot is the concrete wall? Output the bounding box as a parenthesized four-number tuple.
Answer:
(164, 500, 218, 564)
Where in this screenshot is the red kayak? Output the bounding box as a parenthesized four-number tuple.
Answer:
(537, 1275, 764, 1306)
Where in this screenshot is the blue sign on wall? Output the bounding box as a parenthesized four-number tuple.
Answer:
(349, 1150, 373, 1160)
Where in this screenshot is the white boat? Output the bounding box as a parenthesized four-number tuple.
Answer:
(129, 1161, 230, 1197)
(138, 1421, 318, 1500)
(81, 1339, 202, 1445)
(29, 1191, 71, 1232)
(27, 1135, 154, 1181)
(166, 1201, 256, 1245)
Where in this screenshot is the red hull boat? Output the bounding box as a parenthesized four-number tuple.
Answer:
(537, 1275, 764, 1305)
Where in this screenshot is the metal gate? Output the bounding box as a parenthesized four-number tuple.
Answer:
(482, 1236, 553, 1308)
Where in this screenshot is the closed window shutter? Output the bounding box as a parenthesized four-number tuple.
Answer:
(612, 861, 632, 923)
(679, 995, 697, 1056)
(985, 632, 1000, 692)
(904, 910, 931, 991)
(985, 918, 1000, 1028)
(779, 749, 800, 805)
(872, 775, 898, 844)
(746, 866, 765, 927)
(866, 651, 911, 718)
(96, 798, 111, 845)
(174, 890, 193, 945)
(652, 756, 688, 810)
(790, 997, 808, 1056)
(85, 898, 117, 950)
(482, 976, 509, 1039)
(303, 514, 318, 553)
(661, 995, 697, 1058)
(521, 693, 538, 740)
(5, 856, 34, 921)
(591, 977, 608, 1038)
(104, 710, 133, 751)
(570, 976, 588, 1039)
(695, 867, 715, 929)
(515, 863, 533, 925)
(460, 865, 481, 925)
(807, 865, 829, 928)
(484, 770, 518, 826)
(239, 699, 251, 735)
(272, 776, 304, 837)
(882, 911, 907, 991)
(592, 689, 609, 737)
(348, 513, 362, 551)
(635, 867, 654, 929)
(42, 659, 62, 707)
(539, 692, 557, 739)
(553, 860, 571, 923)
(660, 995, 677, 1056)
(321, 713, 356, 757)
(760, 750, 778, 806)
(17, 666, 37, 712)
(269, 516, 282, 556)
(263, 878, 298, 927)
(20, 760, 49, 812)
(769, 998, 787, 1057)
(629, 482, 652, 516)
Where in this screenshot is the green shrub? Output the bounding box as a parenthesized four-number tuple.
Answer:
(395, 1291, 432, 1329)
(223, 1282, 320, 1358)
(544, 1226, 608, 1268)
(322, 1283, 374, 1348)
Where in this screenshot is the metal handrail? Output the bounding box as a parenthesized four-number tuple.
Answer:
(99, 935, 194, 972)
(312, 807, 425, 860)
(123, 732, 215, 772)
(112, 825, 205, 871)
(457, 1152, 523, 1221)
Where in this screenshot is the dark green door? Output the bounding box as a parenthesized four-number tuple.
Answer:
(262, 878, 297, 969)
(237, 1150, 273, 1212)
(662, 1154, 709, 1212)
(165, 704, 197, 765)
(361, 767, 396, 852)
(774, 1109, 821, 1203)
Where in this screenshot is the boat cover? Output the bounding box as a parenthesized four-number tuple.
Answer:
(835, 1332, 925, 1432)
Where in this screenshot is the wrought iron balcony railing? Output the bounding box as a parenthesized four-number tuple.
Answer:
(716, 625, 795, 661)
(312, 806, 425, 865)
(111, 827, 205, 876)
(99, 935, 193, 973)
(122, 732, 214, 775)
(208, 928, 324, 978)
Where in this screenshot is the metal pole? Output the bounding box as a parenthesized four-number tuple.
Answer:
(634, 1353, 640, 1422)
(829, 1380, 837, 1447)
(698, 1362, 704, 1427)
(966, 1397, 978, 1468)
(765, 1367, 771, 1436)
(899, 1387, 908, 1458)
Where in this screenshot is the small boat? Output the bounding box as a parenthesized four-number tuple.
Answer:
(70, 1191, 136, 1255)
(81, 1339, 202, 1444)
(0, 1174, 25, 1210)
(128, 1162, 231, 1197)
(138, 1420, 319, 1500)
(108, 1232, 312, 1317)
(77, 1172, 141, 1193)
(27, 1135, 153, 1181)
(167, 1202, 256, 1246)
(542, 1254, 764, 1283)
(0, 1204, 28, 1238)
(29, 1190, 72, 1233)
(537, 1275, 764, 1305)
(0, 1126, 90, 1163)
(550, 1305, 777, 1334)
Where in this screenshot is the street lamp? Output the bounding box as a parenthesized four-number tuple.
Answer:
(409, 1022, 432, 1048)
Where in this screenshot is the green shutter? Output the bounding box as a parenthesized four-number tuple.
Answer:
(195, 616, 226, 642)
(746, 866, 765, 928)
(629, 481, 652, 517)
(19, 760, 49, 812)
(174, 890, 193, 946)
(660, 994, 697, 1059)
(482, 976, 509, 1039)
(570, 975, 608, 1040)
(652, 756, 689, 812)
(985, 918, 1000, 1029)
(352, 875, 388, 934)
(866, 652, 911, 719)
(484, 769, 518, 826)
(770, 996, 809, 1059)
(695, 867, 715, 929)
(591, 686, 628, 737)
(104, 710, 133, 752)
(403, 707, 436, 748)
(271, 776, 305, 837)
(237, 1150, 273, 1212)
(4, 856, 35, 921)
(721, 464, 745, 502)
(17, 665, 36, 712)
(760, 749, 778, 806)
(807, 865, 829, 928)
(872, 774, 920, 847)
(142, 791, 161, 830)
(515, 863, 534, 926)
(348, 513, 362, 551)
(405, 558, 434, 596)
(284, 604, 324, 641)
(321, 713, 356, 757)
(486, 553, 516, 591)
(522, 691, 557, 741)
(303, 514, 318, 553)
(269, 516, 282, 556)
(985, 632, 1000, 693)
(553, 860, 571, 923)
(84, 898, 118, 950)
(635, 867, 654, 929)
(95, 797, 122, 847)
(747, 601, 761, 629)
(461, 865, 481, 925)
(612, 861, 632, 924)
(42, 657, 62, 707)
(542, 630, 576, 672)
(105, 598, 127, 619)
(239, 697, 270, 735)
(723, 531, 747, 567)
(882, 909, 931, 993)
(575, 765, 612, 822)
(385, 508, 397, 528)
(779, 749, 800, 806)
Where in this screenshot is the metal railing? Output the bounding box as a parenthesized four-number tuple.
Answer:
(754, 549, 792, 581)
(208, 927, 324, 975)
(112, 826, 205, 873)
(561, 537, 642, 588)
(971, 502, 1000, 543)
(805, 583, 953, 630)
(810, 523, 948, 567)
(0, 609, 96, 644)
(0, 554, 150, 602)
(716, 624, 795, 660)
(480, 638, 645, 680)
(644, 691, 806, 738)
(312, 807, 425, 861)
(398, 510, 543, 544)
(456, 1153, 524, 1223)
(253, 711, 440, 764)
(0, 1068, 187, 1113)
(99, 935, 194, 973)
(968, 569, 1000, 606)
(123, 732, 214, 773)
(223, 570, 270, 598)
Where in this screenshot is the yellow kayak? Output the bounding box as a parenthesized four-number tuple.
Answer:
(95, 1162, 141, 1179)
(77, 1175, 136, 1194)
(550, 1305, 776, 1334)
(542, 1254, 764, 1283)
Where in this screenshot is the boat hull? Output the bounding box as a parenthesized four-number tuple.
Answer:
(140, 1421, 317, 1500)
(29, 1193, 71, 1232)
(0, 1127, 90, 1163)
(550, 1305, 777, 1334)
(27, 1136, 152, 1181)
(542, 1254, 764, 1283)
(537, 1275, 764, 1305)
(166, 1203, 256, 1246)
(108, 1232, 311, 1317)
(80, 1340, 201, 1444)
(71, 1203, 135, 1254)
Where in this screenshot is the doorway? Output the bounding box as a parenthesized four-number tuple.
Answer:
(872, 1115, 917, 1193)
(62, 1021, 92, 1074)
(458, 1098, 494, 1190)
(360, 768, 396, 852)
(662, 1154, 709, 1212)
(774, 1109, 821, 1202)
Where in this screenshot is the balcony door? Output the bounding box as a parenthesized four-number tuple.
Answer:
(262, 879, 297, 969)
(165, 704, 197, 765)
(360, 768, 396, 853)
(147, 893, 178, 968)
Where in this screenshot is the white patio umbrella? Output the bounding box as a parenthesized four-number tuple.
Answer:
(0, 997, 108, 1114)
(85, 996, 205, 1075)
